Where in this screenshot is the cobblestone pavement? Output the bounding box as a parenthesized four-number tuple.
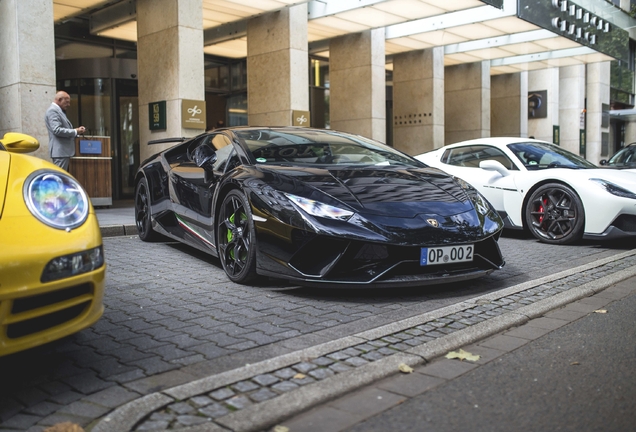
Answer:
(127, 248, 636, 431)
(0, 233, 633, 431)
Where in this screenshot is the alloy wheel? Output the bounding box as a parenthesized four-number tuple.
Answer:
(218, 191, 256, 282)
(526, 184, 584, 244)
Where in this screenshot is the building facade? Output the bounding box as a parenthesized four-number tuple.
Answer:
(1, 0, 635, 200)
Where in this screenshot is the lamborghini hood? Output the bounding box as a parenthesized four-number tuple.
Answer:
(261, 166, 475, 218)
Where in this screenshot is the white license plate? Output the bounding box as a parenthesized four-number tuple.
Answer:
(421, 245, 474, 266)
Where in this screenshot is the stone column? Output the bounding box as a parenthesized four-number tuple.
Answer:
(445, 61, 490, 144)
(528, 68, 560, 143)
(586, 62, 610, 165)
(559, 65, 586, 156)
(247, 4, 308, 126)
(491, 72, 528, 138)
(137, 0, 204, 162)
(330, 29, 386, 141)
(392, 47, 444, 155)
(0, 0, 56, 161)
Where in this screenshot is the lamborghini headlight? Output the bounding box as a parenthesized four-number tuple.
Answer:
(285, 193, 354, 221)
(23, 170, 89, 229)
(472, 192, 493, 216)
(590, 178, 636, 200)
(453, 176, 493, 216)
(453, 176, 473, 191)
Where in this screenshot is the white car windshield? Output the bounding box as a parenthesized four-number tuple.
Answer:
(508, 142, 596, 170)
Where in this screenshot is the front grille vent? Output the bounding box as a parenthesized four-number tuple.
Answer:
(7, 304, 87, 339)
(6, 283, 93, 339)
(11, 284, 92, 314)
(612, 214, 636, 233)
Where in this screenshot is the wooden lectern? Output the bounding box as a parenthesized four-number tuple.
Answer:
(69, 136, 113, 207)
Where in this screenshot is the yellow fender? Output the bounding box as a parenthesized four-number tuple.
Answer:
(0, 132, 40, 153)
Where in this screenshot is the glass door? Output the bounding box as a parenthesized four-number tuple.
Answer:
(115, 79, 139, 198)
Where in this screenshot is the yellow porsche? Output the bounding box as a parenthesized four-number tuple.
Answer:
(0, 132, 105, 357)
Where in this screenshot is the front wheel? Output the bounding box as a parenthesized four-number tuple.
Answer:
(135, 178, 161, 242)
(217, 190, 257, 284)
(525, 183, 584, 245)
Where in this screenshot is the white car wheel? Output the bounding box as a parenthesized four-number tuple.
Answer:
(525, 183, 585, 245)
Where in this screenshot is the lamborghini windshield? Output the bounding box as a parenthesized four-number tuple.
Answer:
(508, 142, 596, 170)
(236, 129, 424, 168)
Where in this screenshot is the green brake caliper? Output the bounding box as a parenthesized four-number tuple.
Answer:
(227, 211, 248, 260)
(227, 213, 235, 259)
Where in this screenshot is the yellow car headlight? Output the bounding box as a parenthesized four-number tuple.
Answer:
(23, 170, 89, 229)
(41, 246, 104, 282)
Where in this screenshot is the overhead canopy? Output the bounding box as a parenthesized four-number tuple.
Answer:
(53, 0, 634, 74)
(610, 108, 636, 121)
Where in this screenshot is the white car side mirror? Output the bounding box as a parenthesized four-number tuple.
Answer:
(479, 160, 510, 177)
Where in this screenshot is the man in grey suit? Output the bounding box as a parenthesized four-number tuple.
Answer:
(44, 91, 86, 170)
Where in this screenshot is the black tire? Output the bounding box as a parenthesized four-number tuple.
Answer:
(217, 190, 257, 284)
(135, 178, 161, 242)
(525, 183, 584, 245)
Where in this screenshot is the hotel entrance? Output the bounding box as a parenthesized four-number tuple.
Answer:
(56, 58, 139, 201)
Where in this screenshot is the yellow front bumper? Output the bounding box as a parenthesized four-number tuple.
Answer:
(0, 213, 106, 356)
(0, 153, 106, 356)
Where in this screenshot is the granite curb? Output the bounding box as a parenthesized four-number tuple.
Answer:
(163, 335, 367, 402)
(100, 224, 138, 238)
(91, 394, 173, 432)
(88, 250, 636, 432)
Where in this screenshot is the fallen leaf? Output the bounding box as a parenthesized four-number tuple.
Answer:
(594, 309, 607, 314)
(273, 426, 289, 432)
(398, 363, 414, 373)
(446, 348, 480, 362)
(293, 373, 306, 379)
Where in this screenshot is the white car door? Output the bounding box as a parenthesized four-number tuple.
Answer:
(435, 145, 522, 215)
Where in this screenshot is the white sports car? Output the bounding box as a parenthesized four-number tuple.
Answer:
(416, 137, 636, 245)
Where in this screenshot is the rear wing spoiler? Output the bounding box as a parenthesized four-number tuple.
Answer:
(148, 137, 188, 145)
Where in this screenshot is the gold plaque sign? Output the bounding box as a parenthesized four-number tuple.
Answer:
(292, 110, 310, 127)
(182, 99, 206, 130)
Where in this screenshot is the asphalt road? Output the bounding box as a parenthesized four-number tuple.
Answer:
(342, 289, 636, 432)
(0, 232, 634, 431)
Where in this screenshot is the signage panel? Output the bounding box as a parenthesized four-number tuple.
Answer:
(79, 140, 102, 155)
(528, 91, 547, 118)
(293, 110, 311, 127)
(182, 100, 206, 130)
(149, 101, 166, 130)
(518, 0, 629, 63)
(579, 129, 586, 157)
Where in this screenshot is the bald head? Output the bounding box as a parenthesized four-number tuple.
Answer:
(54, 91, 71, 111)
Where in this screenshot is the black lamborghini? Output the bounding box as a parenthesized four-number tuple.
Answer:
(134, 127, 505, 288)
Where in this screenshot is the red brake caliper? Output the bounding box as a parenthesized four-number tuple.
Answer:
(538, 197, 547, 223)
